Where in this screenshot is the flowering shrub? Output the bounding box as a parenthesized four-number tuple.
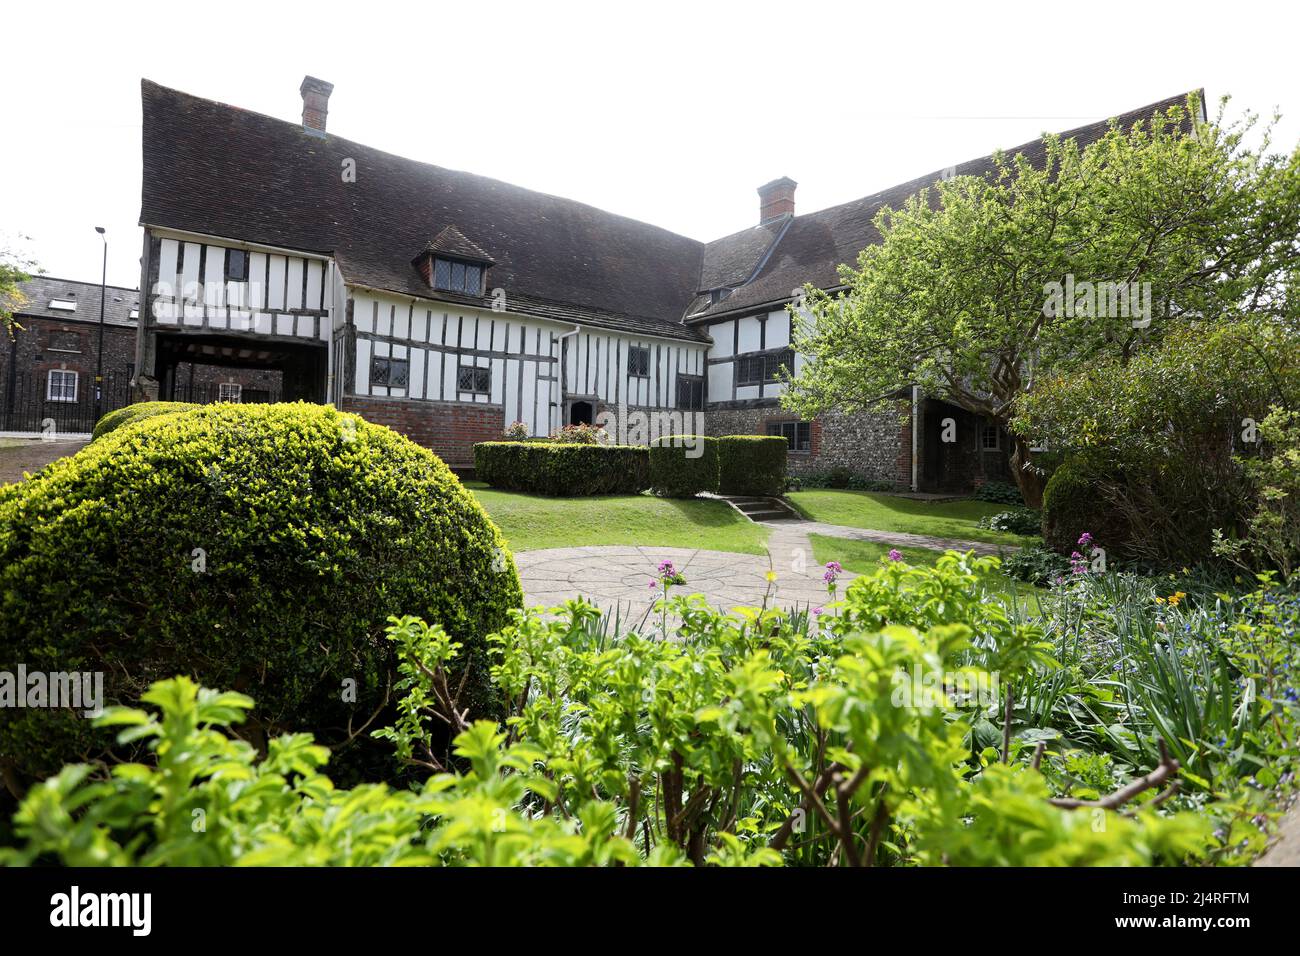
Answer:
(549, 423, 608, 445)
(977, 508, 1041, 536)
(503, 420, 529, 440)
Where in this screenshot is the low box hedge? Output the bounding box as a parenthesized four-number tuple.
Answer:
(718, 435, 788, 496)
(92, 401, 198, 441)
(648, 435, 719, 497)
(475, 441, 649, 496)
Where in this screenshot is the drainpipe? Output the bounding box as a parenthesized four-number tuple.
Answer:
(910, 385, 920, 492)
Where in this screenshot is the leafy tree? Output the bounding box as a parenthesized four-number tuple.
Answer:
(0, 239, 41, 332)
(1015, 320, 1300, 567)
(784, 95, 1300, 506)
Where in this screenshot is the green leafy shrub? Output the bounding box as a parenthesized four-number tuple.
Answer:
(0, 402, 521, 790)
(4, 555, 1220, 867)
(1041, 461, 1129, 556)
(648, 435, 719, 497)
(1015, 320, 1299, 568)
(717, 435, 787, 496)
(1213, 407, 1300, 580)
(847, 475, 898, 492)
(978, 508, 1042, 536)
(973, 481, 1024, 506)
(1002, 546, 1070, 586)
(474, 441, 648, 496)
(91, 401, 198, 441)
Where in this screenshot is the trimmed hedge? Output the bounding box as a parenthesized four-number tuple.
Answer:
(0, 402, 521, 788)
(474, 442, 649, 496)
(718, 435, 787, 497)
(648, 435, 719, 497)
(92, 401, 198, 441)
(1042, 460, 1130, 556)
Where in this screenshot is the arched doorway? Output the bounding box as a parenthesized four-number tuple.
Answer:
(569, 400, 594, 426)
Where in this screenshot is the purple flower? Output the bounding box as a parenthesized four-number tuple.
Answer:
(888, 549, 903, 562)
(648, 579, 656, 590)
(812, 606, 824, 616)
(1078, 532, 1093, 549)
(657, 559, 676, 576)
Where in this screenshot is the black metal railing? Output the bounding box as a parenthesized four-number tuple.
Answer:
(0, 368, 134, 435)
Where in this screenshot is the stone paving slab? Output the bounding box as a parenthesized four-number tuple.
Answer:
(514, 518, 1006, 615)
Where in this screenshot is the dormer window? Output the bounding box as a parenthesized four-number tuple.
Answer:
(432, 258, 483, 296)
(413, 225, 495, 298)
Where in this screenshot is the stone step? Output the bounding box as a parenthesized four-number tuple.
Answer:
(717, 494, 803, 523)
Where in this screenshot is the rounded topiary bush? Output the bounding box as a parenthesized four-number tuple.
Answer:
(1041, 460, 1129, 556)
(718, 435, 788, 497)
(92, 400, 198, 441)
(0, 402, 521, 789)
(648, 435, 719, 497)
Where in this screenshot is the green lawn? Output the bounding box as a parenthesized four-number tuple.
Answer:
(809, 534, 1042, 612)
(786, 489, 1035, 546)
(465, 482, 769, 554)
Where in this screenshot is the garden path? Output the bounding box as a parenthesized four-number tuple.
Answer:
(0, 437, 90, 485)
(514, 518, 1000, 615)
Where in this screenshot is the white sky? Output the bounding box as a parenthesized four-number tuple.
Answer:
(3, 0, 1297, 290)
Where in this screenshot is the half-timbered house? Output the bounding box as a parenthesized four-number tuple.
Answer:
(135, 78, 1198, 489)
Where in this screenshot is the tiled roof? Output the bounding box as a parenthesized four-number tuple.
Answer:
(139, 80, 1202, 341)
(686, 90, 1205, 321)
(6, 275, 140, 328)
(140, 80, 709, 343)
(418, 225, 495, 265)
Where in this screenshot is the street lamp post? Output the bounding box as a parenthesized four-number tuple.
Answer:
(94, 226, 106, 424)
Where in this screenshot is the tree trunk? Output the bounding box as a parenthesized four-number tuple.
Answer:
(1009, 433, 1045, 509)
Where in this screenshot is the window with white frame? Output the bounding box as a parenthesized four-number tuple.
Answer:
(219, 382, 243, 403)
(47, 369, 78, 403)
(981, 424, 1000, 450)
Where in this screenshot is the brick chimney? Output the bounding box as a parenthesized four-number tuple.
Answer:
(757, 176, 797, 222)
(300, 76, 334, 136)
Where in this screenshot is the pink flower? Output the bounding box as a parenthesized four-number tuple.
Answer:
(888, 549, 903, 562)
(1078, 532, 1093, 549)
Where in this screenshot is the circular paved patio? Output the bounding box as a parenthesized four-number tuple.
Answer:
(513, 520, 1002, 616)
(514, 544, 842, 617)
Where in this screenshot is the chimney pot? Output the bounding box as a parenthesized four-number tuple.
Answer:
(300, 75, 334, 136)
(757, 176, 797, 222)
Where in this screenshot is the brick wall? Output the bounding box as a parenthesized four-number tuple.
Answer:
(341, 396, 503, 464)
(703, 402, 913, 487)
(3, 316, 136, 386)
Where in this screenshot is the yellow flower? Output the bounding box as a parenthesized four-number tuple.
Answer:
(1154, 596, 1166, 605)
(1168, 591, 1186, 607)
(765, 571, 777, 583)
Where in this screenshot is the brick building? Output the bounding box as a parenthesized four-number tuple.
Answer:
(131, 78, 1201, 489)
(2, 275, 281, 434)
